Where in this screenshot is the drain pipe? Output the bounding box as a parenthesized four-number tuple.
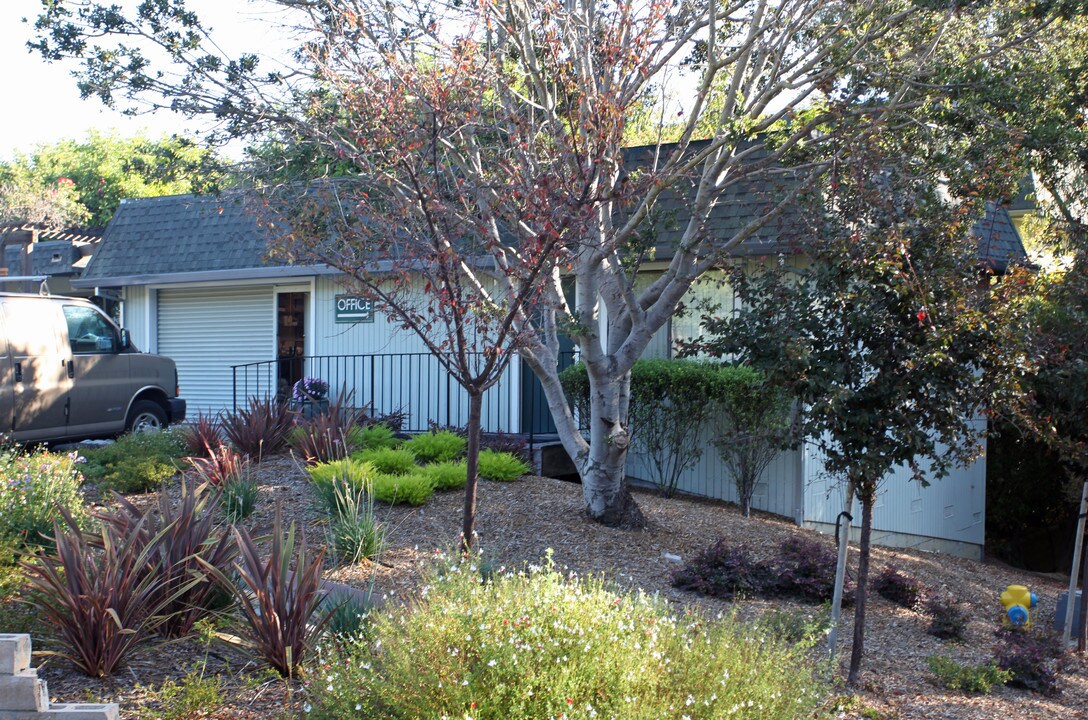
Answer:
(828, 479, 856, 662)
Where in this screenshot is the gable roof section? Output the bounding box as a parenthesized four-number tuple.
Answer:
(77, 155, 1027, 287)
(74, 193, 326, 287)
(974, 201, 1028, 273)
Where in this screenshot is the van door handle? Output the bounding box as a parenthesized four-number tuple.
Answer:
(67, 360, 74, 379)
(14, 362, 21, 383)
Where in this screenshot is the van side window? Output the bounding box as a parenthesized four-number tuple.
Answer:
(63, 306, 118, 354)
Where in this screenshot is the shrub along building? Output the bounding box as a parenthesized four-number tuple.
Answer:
(73, 191, 1027, 559)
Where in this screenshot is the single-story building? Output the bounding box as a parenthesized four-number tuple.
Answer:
(73, 191, 1027, 559)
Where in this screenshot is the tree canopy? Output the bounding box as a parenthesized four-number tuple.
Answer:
(0, 131, 224, 228)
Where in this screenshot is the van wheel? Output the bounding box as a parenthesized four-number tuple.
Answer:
(126, 400, 167, 433)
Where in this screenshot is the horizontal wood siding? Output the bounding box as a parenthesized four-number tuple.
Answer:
(158, 286, 274, 417)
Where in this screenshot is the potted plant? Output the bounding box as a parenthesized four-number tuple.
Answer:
(292, 377, 330, 418)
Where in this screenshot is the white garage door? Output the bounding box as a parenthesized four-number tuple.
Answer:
(157, 286, 274, 417)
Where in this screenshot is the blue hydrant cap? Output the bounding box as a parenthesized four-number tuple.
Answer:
(1030, 592, 1038, 608)
(1007, 605, 1029, 626)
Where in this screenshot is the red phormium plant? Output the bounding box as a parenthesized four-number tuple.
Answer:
(98, 479, 237, 639)
(181, 412, 223, 457)
(21, 508, 171, 677)
(288, 390, 364, 465)
(188, 444, 249, 487)
(203, 506, 331, 677)
(221, 396, 294, 457)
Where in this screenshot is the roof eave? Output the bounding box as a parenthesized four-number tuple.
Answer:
(70, 264, 339, 288)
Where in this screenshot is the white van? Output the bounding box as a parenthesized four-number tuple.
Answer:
(0, 291, 186, 443)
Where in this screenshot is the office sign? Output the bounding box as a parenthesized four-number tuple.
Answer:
(335, 295, 375, 323)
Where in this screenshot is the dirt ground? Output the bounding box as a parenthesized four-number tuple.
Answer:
(27, 457, 1088, 719)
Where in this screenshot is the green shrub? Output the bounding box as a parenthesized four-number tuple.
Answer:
(308, 460, 375, 515)
(756, 605, 831, 648)
(370, 473, 433, 506)
(477, 449, 530, 481)
(140, 669, 224, 720)
(82, 430, 186, 493)
(420, 461, 468, 491)
(307, 553, 831, 719)
(0, 447, 88, 547)
(353, 447, 417, 476)
(927, 655, 1011, 694)
(358, 424, 400, 451)
(403, 430, 466, 463)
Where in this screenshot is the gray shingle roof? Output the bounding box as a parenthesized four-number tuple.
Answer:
(79, 193, 280, 283)
(974, 201, 1027, 273)
(82, 155, 1027, 284)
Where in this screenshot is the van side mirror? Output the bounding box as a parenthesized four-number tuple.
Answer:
(119, 328, 131, 350)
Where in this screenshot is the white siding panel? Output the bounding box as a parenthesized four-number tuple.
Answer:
(122, 286, 150, 351)
(158, 286, 274, 417)
(802, 420, 987, 547)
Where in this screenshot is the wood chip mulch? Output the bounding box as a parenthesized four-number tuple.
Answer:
(28, 457, 1088, 719)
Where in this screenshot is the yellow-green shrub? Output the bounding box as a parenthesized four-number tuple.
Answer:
(477, 449, 530, 481)
(370, 473, 433, 506)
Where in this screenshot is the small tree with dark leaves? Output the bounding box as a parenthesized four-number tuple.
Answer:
(694, 132, 1007, 684)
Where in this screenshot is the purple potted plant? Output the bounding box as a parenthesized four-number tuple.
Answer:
(292, 377, 330, 418)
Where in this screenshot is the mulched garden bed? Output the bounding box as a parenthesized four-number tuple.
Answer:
(23, 457, 1088, 719)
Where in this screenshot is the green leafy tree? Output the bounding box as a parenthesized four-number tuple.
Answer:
(695, 131, 1005, 684)
(0, 132, 224, 227)
(0, 176, 88, 228)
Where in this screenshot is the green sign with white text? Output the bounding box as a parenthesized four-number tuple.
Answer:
(335, 295, 375, 323)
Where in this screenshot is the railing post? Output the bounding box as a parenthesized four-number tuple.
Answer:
(446, 368, 452, 429)
(232, 368, 237, 411)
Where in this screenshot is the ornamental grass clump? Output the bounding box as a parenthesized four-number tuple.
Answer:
(307, 552, 831, 719)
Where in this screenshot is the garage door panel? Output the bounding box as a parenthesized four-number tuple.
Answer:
(157, 287, 273, 417)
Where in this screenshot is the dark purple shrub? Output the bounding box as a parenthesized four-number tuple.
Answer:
(671, 539, 774, 599)
(993, 626, 1065, 696)
(925, 594, 970, 642)
(770, 535, 849, 603)
(873, 565, 925, 609)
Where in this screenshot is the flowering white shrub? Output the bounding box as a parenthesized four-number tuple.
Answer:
(307, 550, 830, 719)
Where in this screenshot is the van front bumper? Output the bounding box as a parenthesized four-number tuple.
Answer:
(168, 398, 187, 424)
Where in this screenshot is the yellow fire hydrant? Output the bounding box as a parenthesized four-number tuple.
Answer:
(1000, 585, 1037, 627)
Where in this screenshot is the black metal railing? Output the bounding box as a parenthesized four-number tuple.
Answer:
(231, 351, 576, 442)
